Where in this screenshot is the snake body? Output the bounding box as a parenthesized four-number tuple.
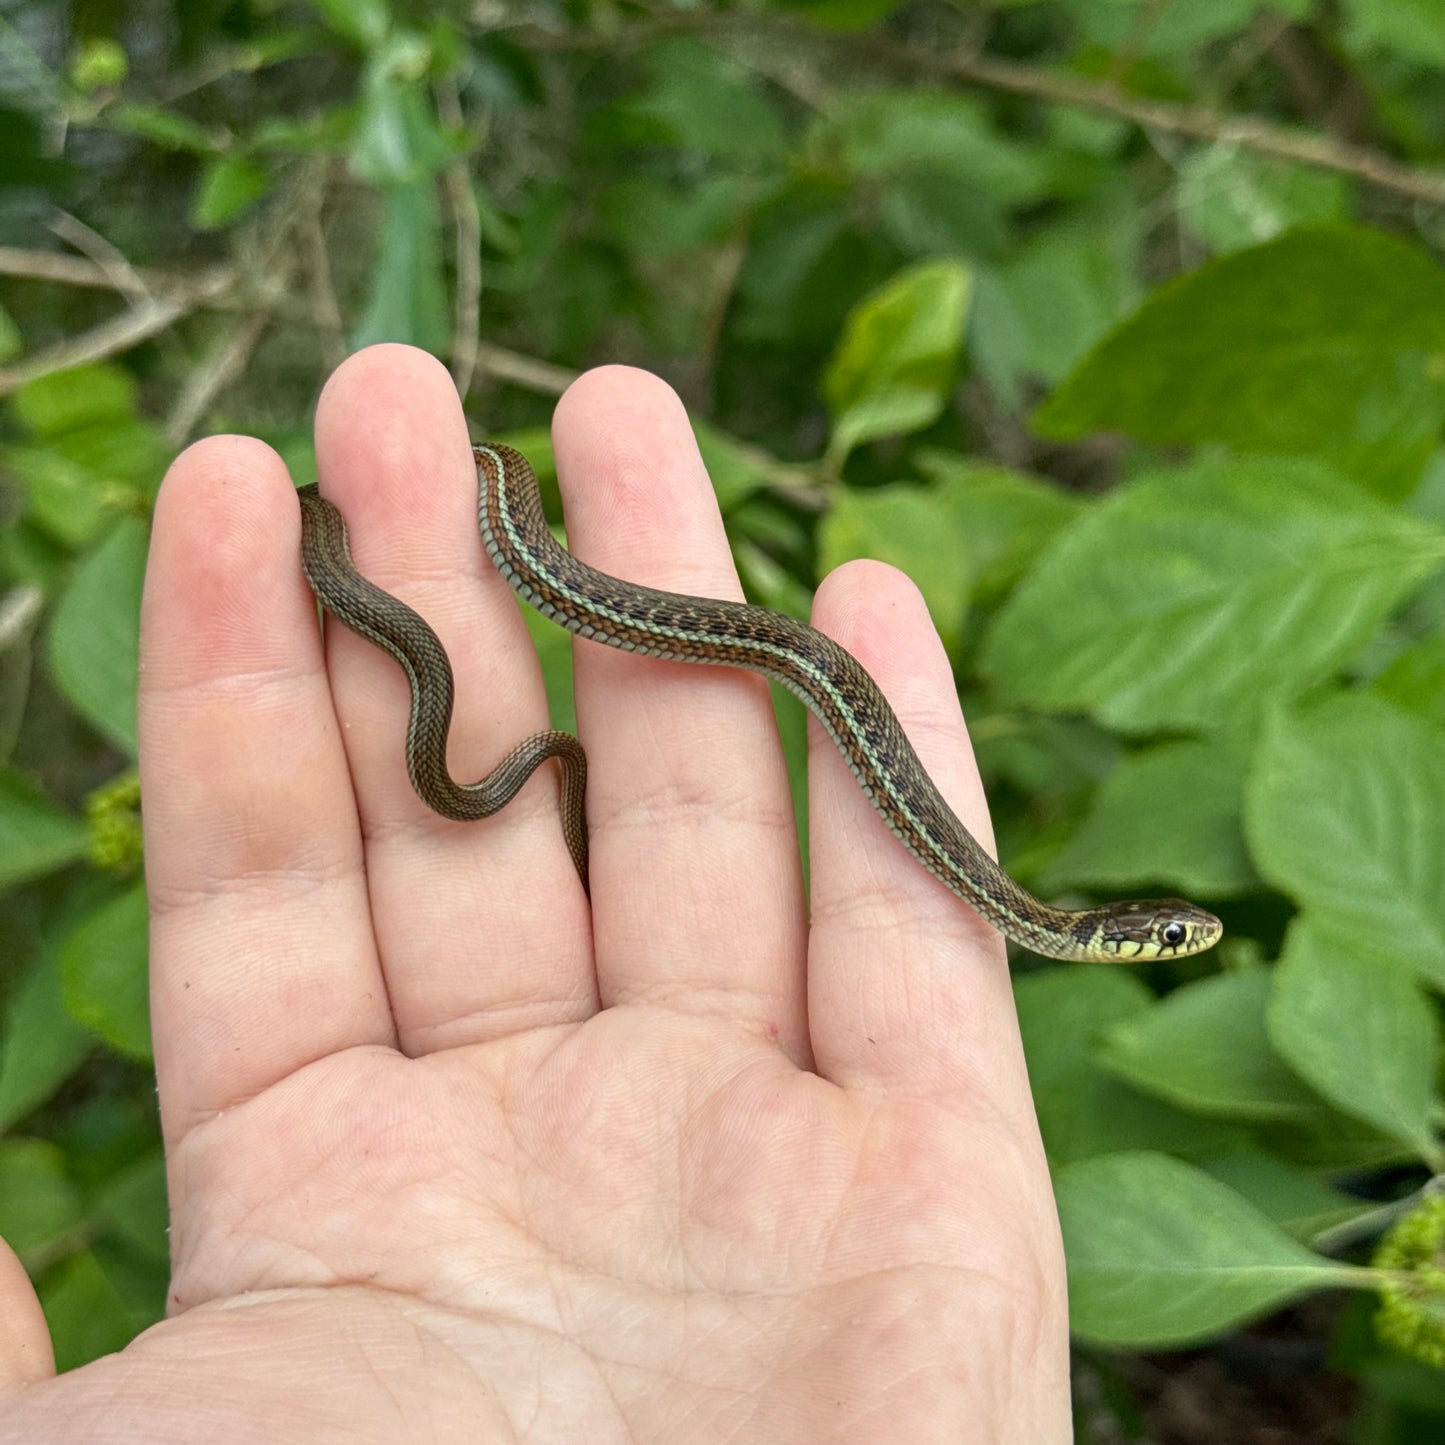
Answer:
(298, 443, 1222, 963)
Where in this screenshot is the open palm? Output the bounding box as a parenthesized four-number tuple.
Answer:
(0, 351, 1069, 1444)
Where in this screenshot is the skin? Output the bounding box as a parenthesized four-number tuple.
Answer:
(0, 349, 1071, 1444)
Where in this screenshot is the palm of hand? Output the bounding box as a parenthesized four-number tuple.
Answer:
(166, 1006, 1053, 1439)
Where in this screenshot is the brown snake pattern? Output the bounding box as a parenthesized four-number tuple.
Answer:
(298, 443, 1222, 962)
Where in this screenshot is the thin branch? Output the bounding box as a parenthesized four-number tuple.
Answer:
(0, 245, 231, 298)
(0, 291, 206, 395)
(473, 343, 577, 396)
(929, 48, 1445, 205)
(521, 13, 1445, 207)
(437, 74, 484, 399)
(48, 211, 153, 303)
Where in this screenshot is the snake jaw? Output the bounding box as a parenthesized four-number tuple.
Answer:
(1094, 899, 1223, 960)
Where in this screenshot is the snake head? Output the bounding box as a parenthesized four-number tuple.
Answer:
(1094, 900, 1223, 959)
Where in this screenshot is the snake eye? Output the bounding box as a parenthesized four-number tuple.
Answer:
(1160, 921, 1187, 948)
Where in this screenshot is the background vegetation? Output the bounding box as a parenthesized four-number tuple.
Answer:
(3, 0, 1445, 1438)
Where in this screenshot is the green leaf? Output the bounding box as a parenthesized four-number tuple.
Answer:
(1373, 634, 1445, 723)
(1342, 0, 1445, 68)
(192, 153, 271, 228)
(39, 1250, 146, 1373)
(0, 771, 88, 888)
(1099, 969, 1322, 1121)
(351, 39, 452, 185)
(831, 88, 1054, 203)
(1267, 918, 1440, 1163)
(1057, 1150, 1355, 1347)
(110, 103, 221, 154)
(10, 363, 138, 439)
(1014, 967, 1250, 1165)
(0, 1139, 82, 1255)
(46, 516, 147, 756)
(817, 484, 970, 653)
(981, 457, 1438, 734)
(1035, 226, 1445, 497)
(92, 1149, 167, 1263)
(994, 216, 1140, 384)
(823, 259, 971, 464)
(1245, 695, 1445, 982)
(595, 175, 741, 258)
(350, 179, 448, 352)
(0, 945, 92, 1131)
(1177, 148, 1350, 254)
(1040, 737, 1254, 898)
(1198, 1149, 1369, 1243)
(913, 450, 1082, 604)
(692, 421, 772, 513)
(309, 0, 392, 48)
(623, 41, 787, 161)
(59, 883, 151, 1063)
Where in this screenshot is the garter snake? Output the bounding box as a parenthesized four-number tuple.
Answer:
(297, 443, 1222, 963)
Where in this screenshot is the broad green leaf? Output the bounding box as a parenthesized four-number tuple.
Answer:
(595, 175, 741, 258)
(1267, 918, 1440, 1163)
(0, 770, 88, 888)
(879, 174, 1009, 264)
(1342, 0, 1445, 68)
(59, 883, 151, 1063)
(692, 421, 772, 513)
(1057, 1150, 1356, 1347)
(975, 714, 1120, 804)
(520, 606, 576, 738)
(1257, 1108, 1407, 1173)
(0, 1139, 82, 1255)
(350, 36, 452, 185)
(92, 1149, 167, 1263)
(1177, 148, 1350, 254)
(1061, 0, 1309, 54)
(994, 217, 1139, 384)
(1040, 737, 1254, 898)
(1035, 226, 1445, 496)
(1245, 696, 1445, 982)
(1198, 1150, 1369, 1243)
(731, 194, 852, 347)
(1014, 967, 1249, 1165)
(913, 450, 1082, 603)
(192, 153, 270, 228)
(623, 41, 787, 161)
(350, 179, 448, 353)
(309, 0, 391, 48)
(1373, 635, 1445, 722)
(817, 485, 970, 653)
(5, 426, 160, 548)
(46, 516, 147, 756)
(1099, 969, 1321, 1121)
(981, 457, 1438, 734)
(823, 259, 971, 464)
(831, 89, 1053, 203)
(39, 1250, 145, 1373)
(0, 944, 92, 1131)
(10, 363, 138, 439)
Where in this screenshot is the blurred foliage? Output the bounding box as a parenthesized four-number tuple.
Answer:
(2, 0, 1445, 1435)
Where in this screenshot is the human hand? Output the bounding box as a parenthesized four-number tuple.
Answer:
(0, 348, 1069, 1443)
